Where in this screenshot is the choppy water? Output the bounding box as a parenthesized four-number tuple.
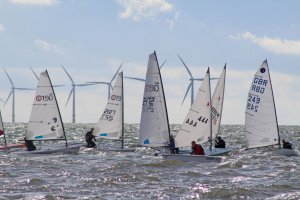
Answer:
(0, 123, 300, 199)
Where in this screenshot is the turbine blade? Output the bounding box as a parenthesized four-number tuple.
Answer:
(177, 55, 194, 79)
(30, 67, 39, 80)
(159, 60, 167, 69)
(124, 77, 145, 82)
(86, 81, 109, 85)
(15, 88, 35, 90)
(0, 98, 5, 104)
(61, 65, 75, 84)
(181, 83, 192, 105)
(3, 68, 15, 87)
(4, 91, 13, 107)
(110, 62, 123, 83)
(53, 84, 65, 87)
(76, 83, 98, 86)
(194, 77, 219, 81)
(65, 88, 74, 107)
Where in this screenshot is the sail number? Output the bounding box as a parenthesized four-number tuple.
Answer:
(36, 93, 54, 101)
(186, 116, 208, 127)
(251, 77, 268, 94)
(247, 94, 260, 112)
(142, 97, 155, 112)
(145, 82, 160, 92)
(101, 109, 116, 121)
(111, 95, 122, 101)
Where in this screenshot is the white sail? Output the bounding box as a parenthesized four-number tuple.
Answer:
(138, 52, 170, 147)
(245, 60, 279, 149)
(93, 72, 123, 140)
(175, 68, 212, 148)
(0, 111, 6, 146)
(211, 65, 226, 139)
(26, 71, 65, 141)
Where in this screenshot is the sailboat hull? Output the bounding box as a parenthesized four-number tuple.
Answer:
(0, 143, 26, 151)
(12, 143, 81, 155)
(162, 154, 222, 163)
(204, 147, 232, 156)
(276, 148, 299, 157)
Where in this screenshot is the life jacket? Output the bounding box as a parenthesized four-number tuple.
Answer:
(193, 144, 205, 155)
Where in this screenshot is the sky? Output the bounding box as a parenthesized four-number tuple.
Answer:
(0, 0, 299, 125)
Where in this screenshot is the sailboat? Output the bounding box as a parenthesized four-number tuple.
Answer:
(245, 60, 298, 156)
(162, 68, 222, 163)
(0, 111, 26, 150)
(138, 51, 171, 149)
(92, 72, 134, 152)
(16, 70, 81, 154)
(204, 65, 232, 156)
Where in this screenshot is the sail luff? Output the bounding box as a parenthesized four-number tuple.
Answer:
(121, 72, 124, 149)
(154, 51, 171, 145)
(208, 68, 212, 148)
(211, 64, 226, 139)
(0, 111, 7, 146)
(45, 70, 68, 147)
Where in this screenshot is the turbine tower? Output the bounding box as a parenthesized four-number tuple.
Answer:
(178, 55, 218, 105)
(3, 68, 35, 122)
(86, 62, 123, 100)
(61, 65, 97, 123)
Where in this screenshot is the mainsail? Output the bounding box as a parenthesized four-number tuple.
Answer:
(175, 68, 212, 148)
(211, 65, 226, 139)
(245, 60, 280, 149)
(26, 70, 66, 141)
(138, 52, 170, 147)
(93, 72, 123, 140)
(0, 111, 6, 146)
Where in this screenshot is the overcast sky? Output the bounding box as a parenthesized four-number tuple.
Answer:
(0, 0, 299, 125)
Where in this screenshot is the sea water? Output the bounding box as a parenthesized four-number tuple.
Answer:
(0, 123, 299, 199)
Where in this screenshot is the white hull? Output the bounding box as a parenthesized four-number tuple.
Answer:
(13, 143, 81, 155)
(276, 148, 299, 157)
(204, 147, 232, 156)
(162, 154, 222, 163)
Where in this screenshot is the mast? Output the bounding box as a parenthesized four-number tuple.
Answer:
(121, 72, 124, 149)
(266, 60, 281, 148)
(154, 51, 171, 147)
(0, 111, 7, 146)
(46, 70, 68, 147)
(208, 68, 212, 149)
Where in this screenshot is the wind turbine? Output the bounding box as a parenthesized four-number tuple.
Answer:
(86, 62, 123, 100)
(124, 60, 167, 82)
(61, 65, 97, 123)
(3, 68, 35, 122)
(178, 54, 218, 105)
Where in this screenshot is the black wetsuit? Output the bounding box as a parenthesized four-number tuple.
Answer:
(85, 131, 96, 148)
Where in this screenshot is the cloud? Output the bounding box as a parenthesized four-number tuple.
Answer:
(9, 0, 58, 5)
(229, 32, 300, 55)
(118, 0, 173, 21)
(0, 24, 5, 32)
(34, 39, 65, 54)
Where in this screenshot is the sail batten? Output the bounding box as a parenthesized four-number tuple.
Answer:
(93, 72, 123, 140)
(245, 60, 279, 149)
(138, 52, 170, 147)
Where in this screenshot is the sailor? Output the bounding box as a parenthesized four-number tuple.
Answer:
(191, 141, 205, 155)
(85, 128, 96, 148)
(24, 137, 36, 151)
(215, 136, 226, 148)
(169, 135, 179, 154)
(282, 139, 292, 149)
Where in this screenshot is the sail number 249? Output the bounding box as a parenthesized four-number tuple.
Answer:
(247, 94, 260, 112)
